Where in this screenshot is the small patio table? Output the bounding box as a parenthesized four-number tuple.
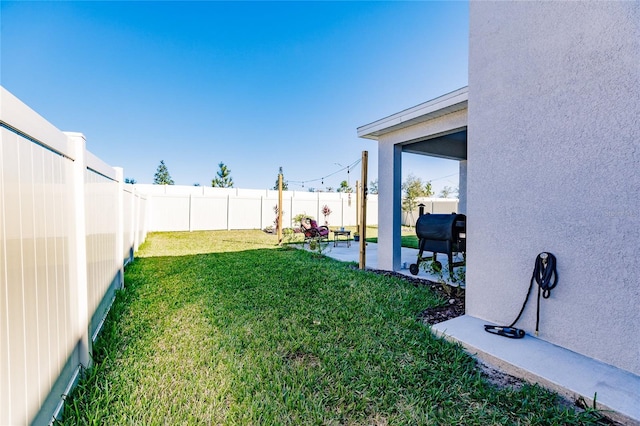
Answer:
(333, 229, 351, 247)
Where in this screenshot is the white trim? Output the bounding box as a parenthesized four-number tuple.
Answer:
(357, 86, 468, 140)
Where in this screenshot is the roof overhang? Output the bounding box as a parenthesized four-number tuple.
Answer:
(402, 128, 467, 160)
(357, 86, 468, 140)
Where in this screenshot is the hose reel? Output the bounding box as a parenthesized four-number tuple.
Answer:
(484, 252, 558, 339)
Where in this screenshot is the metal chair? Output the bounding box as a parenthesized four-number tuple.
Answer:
(300, 218, 329, 246)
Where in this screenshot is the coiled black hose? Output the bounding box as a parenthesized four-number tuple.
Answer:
(484, 252, 558, 338)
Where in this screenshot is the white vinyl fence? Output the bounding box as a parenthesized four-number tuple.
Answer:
(0, 87, 147, 426)
(137, 184, 378, 231)
(135, 185, 458, 232)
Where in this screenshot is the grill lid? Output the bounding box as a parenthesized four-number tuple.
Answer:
(415, 213, 466, 241)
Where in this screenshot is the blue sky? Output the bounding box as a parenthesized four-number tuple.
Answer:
(1, 1, 468, 193)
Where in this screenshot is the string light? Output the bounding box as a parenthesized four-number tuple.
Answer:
(288, 157, 362, 189)
(286, 161, 458, 189)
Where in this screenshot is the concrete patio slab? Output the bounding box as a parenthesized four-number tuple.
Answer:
(301, 239, 463, 285)
(433, 316, 640, 425)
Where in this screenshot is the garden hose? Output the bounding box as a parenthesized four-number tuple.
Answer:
(484, 252, 558, 339)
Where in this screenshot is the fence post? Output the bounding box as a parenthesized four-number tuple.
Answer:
(260, 195, 264, 229)
(65, 132, 91, 368)
(189, 194, 193, 232)
(129, 187, 136, 260)
(289, 193, 293, 229)
(132, 189, 139, 254)
(226, 194, 230, 230)
(114, 167, 125, 287)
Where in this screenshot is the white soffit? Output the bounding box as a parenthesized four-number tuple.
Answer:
(357, 86, 468, 140)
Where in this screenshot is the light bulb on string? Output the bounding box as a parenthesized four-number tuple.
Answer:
(289, 157, 362, 192)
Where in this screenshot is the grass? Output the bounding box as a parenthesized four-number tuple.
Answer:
(59, 230, 605, 425)
(366, 234, 420, 249)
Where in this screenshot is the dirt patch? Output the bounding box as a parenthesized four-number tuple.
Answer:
(283, 351, 321, 369)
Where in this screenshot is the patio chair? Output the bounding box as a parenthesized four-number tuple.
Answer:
(300, 218, 329, 246)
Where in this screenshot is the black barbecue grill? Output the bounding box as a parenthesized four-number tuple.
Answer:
(409, 213, 466, 276)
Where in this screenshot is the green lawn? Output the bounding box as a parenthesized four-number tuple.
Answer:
(59, 230, 604, 425)
(367, 234, 420, 249)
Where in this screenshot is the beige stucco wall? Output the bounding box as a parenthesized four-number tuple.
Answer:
(467, 1, 639, 375)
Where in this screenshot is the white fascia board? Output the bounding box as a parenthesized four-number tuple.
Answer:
(357, 86, 469, 140)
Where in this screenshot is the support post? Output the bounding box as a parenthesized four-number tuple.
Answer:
(277, 167, 283, 244)
(378, 142, 402, 271)
(359, 151, 368, 269)
(65, 132, 91, 368)
(188, 193, 193, 232)
(355, 180, 360, 228)
(114, 167, 125, 288)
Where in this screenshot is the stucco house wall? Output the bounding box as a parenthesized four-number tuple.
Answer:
(467, 1, 639, 375)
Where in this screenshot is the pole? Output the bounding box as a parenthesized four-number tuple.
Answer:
(355, 180, 360, 229)
(359, 151, 368, 269)
(278, 167, 283, 244)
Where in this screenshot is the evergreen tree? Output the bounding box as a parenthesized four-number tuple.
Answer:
(153, 160, 174, 185)
(273, 174, 289, 191)
(211, 162, 234, 187)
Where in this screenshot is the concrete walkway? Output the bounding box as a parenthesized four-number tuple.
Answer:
(301, 239, 640, 425)
(301, 238, 464, 285)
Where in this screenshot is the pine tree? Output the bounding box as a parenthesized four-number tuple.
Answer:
(153, 160, 174, 185)
(211, 162, 234, 187)
(273, 174, 289, 190)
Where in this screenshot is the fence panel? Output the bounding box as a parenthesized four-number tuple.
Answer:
(0, 125, 77, 425)
(261, 197, 278, 229)
(1, 87, 148, 425)
(228, 197, 262, 230)
(317, 197, 344, 228)
(121, 185, 147, 262)
(149, 195, 190, 231)
(432, 200, 459, 214)
(291, 198, 319, 224)
(402, 198, 460, 226)
(136, 193, 148, 249)
(123, 186, 135, 262)
(84, 169, 119, 339)
(190, 196, 228, 230)
(135, 186, 385, 232)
